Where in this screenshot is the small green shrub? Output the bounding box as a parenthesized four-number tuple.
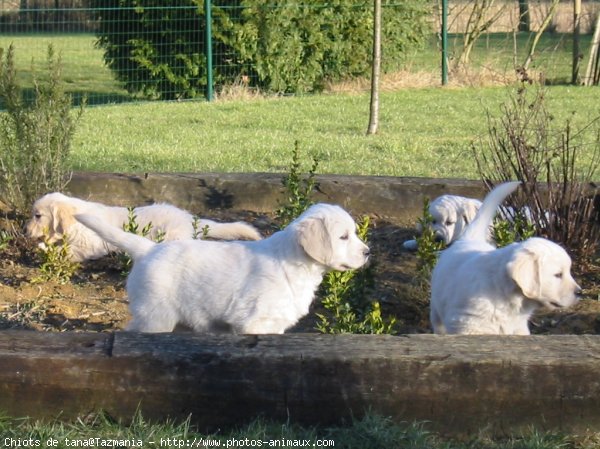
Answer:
(116, 207, 164, 275)
(0, 229, 12, 251)
(192, 216, 211, 240)
(493, 212, 536, 248)
(275, 141, 319, 228)
(34, 235, 80, 284)
(276, 144, 396, 334)
(316, 215, 397, 335)
(0, 44, 84, 214)
(415, 198, 444, 284)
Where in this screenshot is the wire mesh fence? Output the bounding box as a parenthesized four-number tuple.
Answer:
(0, 1, 598, 108)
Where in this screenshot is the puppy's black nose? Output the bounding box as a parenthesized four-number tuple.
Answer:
(434, 235, 444, 243)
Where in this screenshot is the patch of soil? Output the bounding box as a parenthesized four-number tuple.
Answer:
(1, 210, 600, 335)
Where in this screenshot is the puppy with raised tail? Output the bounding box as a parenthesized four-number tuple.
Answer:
(430, 181, 581, 335)
(76, 203, 370, 334)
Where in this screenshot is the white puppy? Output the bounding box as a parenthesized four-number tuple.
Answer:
(430, 182, 581, 335)
(403, 194, 482, 250)
(76, 203, 370, 334)
(25, 192, 262, 262)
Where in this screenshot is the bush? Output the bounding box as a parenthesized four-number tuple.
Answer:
(415, 198, 444, 285)
(92, 0, 232, 100)
(0, 44, 83, 215)
(92, 0, 431, 98)
(229, 0, 431, 93)
(276, 144, 396, 334)
(473, 85, 600, 261)
(34, 236, 80, 284)
(115, 207, 165, 275)
(275, 141, 319, 227)
(316, 215, 397, 335)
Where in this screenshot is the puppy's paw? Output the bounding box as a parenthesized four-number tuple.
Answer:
(403, 239, 418, 251)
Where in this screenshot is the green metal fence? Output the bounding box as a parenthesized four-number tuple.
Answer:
(0, 1, 598, 108)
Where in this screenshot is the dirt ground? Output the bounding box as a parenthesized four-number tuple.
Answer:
(1, 209, 600, 335)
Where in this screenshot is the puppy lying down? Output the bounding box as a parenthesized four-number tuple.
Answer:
(25, 192, 262, 262)
(403, 194, 482, 251)
(430, 182, 581, 335)
(76, 203, 370, 334)
(404, 192, 545, 251)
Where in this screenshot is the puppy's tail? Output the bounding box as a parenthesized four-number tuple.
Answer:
(460, 181, 521, 242)
(75, 213, 155, 260)
(204, 221, 262, 241)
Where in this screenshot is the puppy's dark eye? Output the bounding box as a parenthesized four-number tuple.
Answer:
(340, 233, 349, 241)
(445, 220, 455, 226)
(34, 213, 42, 219)
(555, 273, 563, 279)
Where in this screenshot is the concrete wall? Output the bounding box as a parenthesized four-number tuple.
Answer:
(66, 172, 488, 224)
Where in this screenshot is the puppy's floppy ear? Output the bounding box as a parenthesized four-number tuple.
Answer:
(507, 248, 542, 299)
(296, 216, 333, 266)
(50, 202, 77, 236)
(461, 201, 480, 225)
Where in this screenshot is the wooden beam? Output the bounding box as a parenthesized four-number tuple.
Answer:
(2, 330, 600, 437)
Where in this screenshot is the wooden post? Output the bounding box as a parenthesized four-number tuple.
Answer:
(584, 13, 600, 85)
(3, 331, 600, 437)
(366, 0, 381, 135)
(572, 0, 581, 84)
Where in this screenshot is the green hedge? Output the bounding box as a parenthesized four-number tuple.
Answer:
(229, 0, 431, 94)
(92, 0, 431, 99)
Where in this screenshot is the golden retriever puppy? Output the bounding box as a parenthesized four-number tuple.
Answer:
(76, 203, 370, 334)
(25, 192, 262, 262)
(430, 182, 581, 335)
(403, 194, 482, 251)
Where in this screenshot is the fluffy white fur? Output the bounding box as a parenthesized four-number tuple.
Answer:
(403, 194, 482, 251)
(76, 203, 370, 334)
(25, 192, 262, 262)
(430, 182, 581, 335)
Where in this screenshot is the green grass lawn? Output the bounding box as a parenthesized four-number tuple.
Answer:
(0, 411, 591, 449)
(409, 32, 590, 84)
(0, 33, 129, 104)
(70, 85, 600, 179)
(3, 33, 596, 179)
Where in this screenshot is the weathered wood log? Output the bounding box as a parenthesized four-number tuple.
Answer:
(1, 330, 600, 437)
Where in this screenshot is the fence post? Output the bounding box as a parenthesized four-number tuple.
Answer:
(205, 0, 214, 101)
(441, 0, 448, 86)
(572, 0, 581, 84)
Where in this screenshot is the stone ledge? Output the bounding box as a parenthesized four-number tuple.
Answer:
(66, 172, 487, 223)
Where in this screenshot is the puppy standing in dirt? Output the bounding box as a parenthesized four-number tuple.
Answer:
(25, 192, 262, 262)
(430, 182, 581, 335)
(76, 203, 370, 334)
